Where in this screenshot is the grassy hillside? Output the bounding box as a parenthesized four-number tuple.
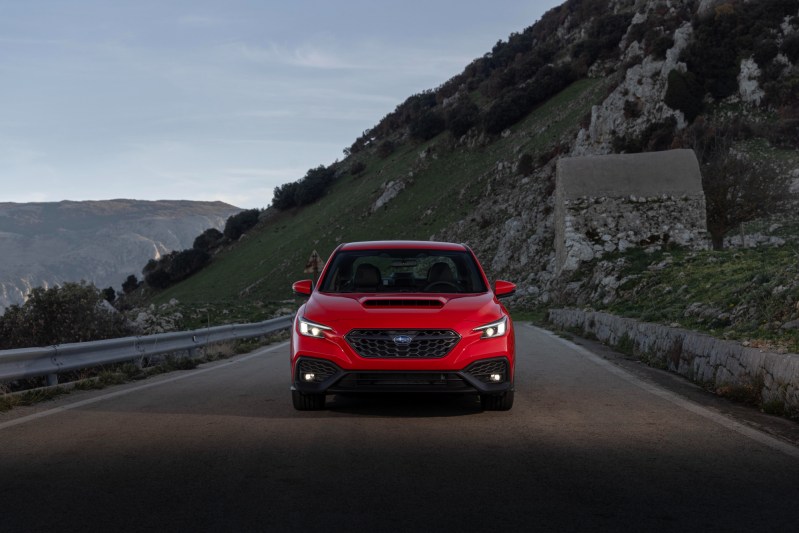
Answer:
(153, 78, 607, 318)
(141, 0, 799, 351)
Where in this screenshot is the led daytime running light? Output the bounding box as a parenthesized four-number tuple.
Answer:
(299, 317, 332, 338)
(473, 316, 508, 339)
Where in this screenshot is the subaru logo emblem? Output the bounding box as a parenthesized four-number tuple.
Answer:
(393, 335, 413, 346)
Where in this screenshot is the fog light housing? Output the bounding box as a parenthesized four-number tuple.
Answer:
(489, 373, 503, 382)
(303, 373, 316, 382)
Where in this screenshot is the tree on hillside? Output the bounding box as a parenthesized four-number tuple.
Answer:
(271, 181, 300, 210)
(224, 209, 261, 241)
(169, 249, 211, 282)
(687, 121, 793, 249)
(102, 286, 116, 303)
(0, 282, 132, 349)
(446, 99, 480, 138)
(193, 228, 224, 252)
(294, 165, 336, 206)
(409, 109, 446, 141)
(122, 274, 141, 294)
(271, 165, 337, 211)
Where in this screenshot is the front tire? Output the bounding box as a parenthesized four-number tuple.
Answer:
(480, 390, 514, 411)
(292, 389, 326, 411)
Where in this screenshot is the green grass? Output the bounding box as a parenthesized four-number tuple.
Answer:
(590, 244, 799, 352)
(152, 78, 608, 309)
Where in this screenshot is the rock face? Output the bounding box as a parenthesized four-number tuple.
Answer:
(434, 0, 797, 306)
(0, 200, 240, 312)
(573, 4, 694, 155)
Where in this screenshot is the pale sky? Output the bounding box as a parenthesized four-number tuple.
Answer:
(1, 1, 563, 209)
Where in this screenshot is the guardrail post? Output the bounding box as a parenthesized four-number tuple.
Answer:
(46, 373, 58, 386)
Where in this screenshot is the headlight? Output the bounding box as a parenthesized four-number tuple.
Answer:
(298, 317, 332, 338)
(473, 316, 508, 339)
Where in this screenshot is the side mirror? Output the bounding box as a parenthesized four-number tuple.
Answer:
(292, 279, 313, 296)
(494, 280, 516, 299)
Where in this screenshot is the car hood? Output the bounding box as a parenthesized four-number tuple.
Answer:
(303, 292, 504, 333)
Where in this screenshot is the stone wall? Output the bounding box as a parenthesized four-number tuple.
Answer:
(555, 150, 708, 272)
(549, 308, 799, 414)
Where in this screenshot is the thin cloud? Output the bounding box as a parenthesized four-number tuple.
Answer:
(176, 15, 224, 29)
(221, 41, 362, 70)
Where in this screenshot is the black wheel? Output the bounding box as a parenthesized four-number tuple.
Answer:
(292, 389, 326, 411)
(480, 390, 514, 411)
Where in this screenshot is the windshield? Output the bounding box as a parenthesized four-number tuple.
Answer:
(319, 249, 488, 294)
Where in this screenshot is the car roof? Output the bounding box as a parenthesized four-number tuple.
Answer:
(338, 240, 468, 252)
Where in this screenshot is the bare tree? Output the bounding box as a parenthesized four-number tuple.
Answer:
(686, 121, 793, 249)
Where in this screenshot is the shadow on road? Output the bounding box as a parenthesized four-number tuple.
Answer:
(324, 392, 485, 417)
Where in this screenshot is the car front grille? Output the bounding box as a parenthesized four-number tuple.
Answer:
(345, 329, 460, 359)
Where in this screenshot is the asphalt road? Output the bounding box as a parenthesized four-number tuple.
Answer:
(2, 323, 799, 532)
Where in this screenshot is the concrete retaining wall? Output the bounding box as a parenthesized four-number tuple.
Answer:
(548, 308, 799, 413)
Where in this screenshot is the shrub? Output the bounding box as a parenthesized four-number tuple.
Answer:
(102, 287, 116, 303)
(682, 0, 799, 101)
(664, 69, 704, 122)
(517, 153, 534, 176)
(446, 99, 480, 138)
(193, 228, 223, 252)
(587, 13, 631, 61)
(623, 99, 642, 119)
(169, 249, 211, 282)
(483, 65, 574, 134)
(223, 209, 260, 241)
(484, 89, 529, 134)
(649, 35, 674, 60)
(376, 140, 395, 159)
(686, 120, 792, 249)
(121, 275, 140, 294)
(782, 33, 799, 63)
(0, 282, 133, 349)
(753, 39, 779, 67)
(144, 266, 172, 289)
(350, 161, 366, 176)
(271, 182, 299, 210)
(294, 165, 336, 205)
(271, 165, 336, 210)
(409, 109, 446, 141)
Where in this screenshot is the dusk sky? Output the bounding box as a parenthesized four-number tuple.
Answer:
(1, 0, 563, 209)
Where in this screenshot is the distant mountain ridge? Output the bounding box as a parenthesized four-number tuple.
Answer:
(0, 200, 241, 311)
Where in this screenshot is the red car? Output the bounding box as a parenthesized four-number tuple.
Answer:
(290, 240, 516, 411)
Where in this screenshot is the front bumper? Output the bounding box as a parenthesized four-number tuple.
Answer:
(292, 356, 513, 395)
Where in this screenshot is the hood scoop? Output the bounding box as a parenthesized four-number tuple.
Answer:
(362, 298, 443, 309)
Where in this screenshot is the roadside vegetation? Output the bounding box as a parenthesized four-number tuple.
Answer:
(565, 234, 799, 354)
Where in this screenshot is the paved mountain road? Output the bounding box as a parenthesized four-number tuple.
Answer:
(2, 324, 799, 532)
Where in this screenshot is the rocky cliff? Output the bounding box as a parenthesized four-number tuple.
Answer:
(435, 0, 799, 305)
(0, 200, 240, 311)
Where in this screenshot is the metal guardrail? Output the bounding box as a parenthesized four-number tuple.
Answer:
(0, 315, 294, 386)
